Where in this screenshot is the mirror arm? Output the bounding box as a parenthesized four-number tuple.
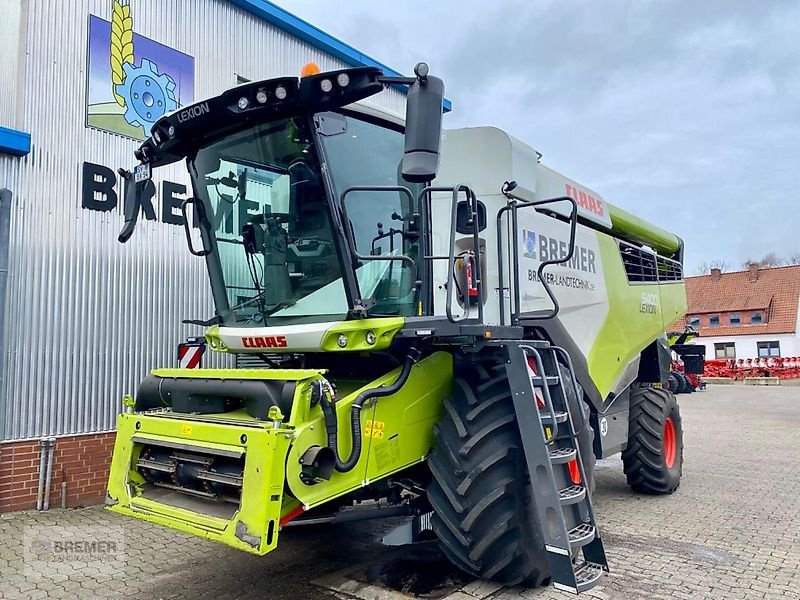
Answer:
(117, 168, 141, 244)
(377, 76, 416, 86)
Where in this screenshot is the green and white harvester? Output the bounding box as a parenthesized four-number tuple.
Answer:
(107, 63, 697, 593)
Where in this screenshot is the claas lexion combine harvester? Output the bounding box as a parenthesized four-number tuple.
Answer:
(107, 62, 701, 593)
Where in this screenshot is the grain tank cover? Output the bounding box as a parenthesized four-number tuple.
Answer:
(437, 127, 612, 229)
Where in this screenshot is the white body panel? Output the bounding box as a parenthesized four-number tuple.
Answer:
(431, 127, 611, 357)
(218, 322, 334, 353)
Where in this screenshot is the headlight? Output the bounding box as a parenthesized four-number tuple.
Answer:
(275, 85, 288, 100)
(256, 90, 268, 104)
(153, 130, 162, 144)
(336, 73, 350, 87)
(320, 79, 333, 93)
(237, 96, 249, 110)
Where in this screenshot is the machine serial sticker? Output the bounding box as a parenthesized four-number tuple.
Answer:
(364, 420, 385, 439)
(181, 424, 193, 435)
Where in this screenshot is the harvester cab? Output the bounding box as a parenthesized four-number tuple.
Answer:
(108, 62, 688, 594)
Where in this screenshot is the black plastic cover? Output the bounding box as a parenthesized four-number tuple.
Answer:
(135, 374, 296, 420)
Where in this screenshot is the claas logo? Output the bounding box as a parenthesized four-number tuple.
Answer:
(241, 336, 288, 349)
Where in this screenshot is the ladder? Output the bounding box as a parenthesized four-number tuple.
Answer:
(503, 340, 608, 593)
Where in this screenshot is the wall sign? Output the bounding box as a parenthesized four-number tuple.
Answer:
(86, 0, 194, 140)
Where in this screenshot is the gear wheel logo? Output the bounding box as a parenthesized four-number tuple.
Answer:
(116, 58, 178, 132)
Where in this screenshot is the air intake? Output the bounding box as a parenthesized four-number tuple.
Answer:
(619, 242, 658, 283)
(618, 241, 683, 283)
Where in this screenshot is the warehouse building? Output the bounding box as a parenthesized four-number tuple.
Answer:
(0, 0, 421, 511)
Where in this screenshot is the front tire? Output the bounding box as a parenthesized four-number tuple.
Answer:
(622, 387, 683, 494)
(426, 359, 594, 587)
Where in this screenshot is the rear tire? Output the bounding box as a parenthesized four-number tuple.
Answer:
(676, 372, 691, 394)
(426, 359, 594, 587)
(622, 387, 683, 494)
(667, 372, 680, 393)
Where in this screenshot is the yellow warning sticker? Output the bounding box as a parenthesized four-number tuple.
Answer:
(364, 420, 385, 439)
(180, 424, 193, 436)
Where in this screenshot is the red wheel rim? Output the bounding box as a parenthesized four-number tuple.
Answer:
(663, 417, 676, 469)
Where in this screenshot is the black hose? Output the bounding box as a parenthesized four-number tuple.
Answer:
(320, 347, 420, 473)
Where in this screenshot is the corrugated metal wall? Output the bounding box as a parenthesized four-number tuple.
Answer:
(0, 0, 23, 127)
(0, 0, 407, 440)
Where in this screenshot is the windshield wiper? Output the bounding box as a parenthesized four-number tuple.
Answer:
(230, 294, 296, 319)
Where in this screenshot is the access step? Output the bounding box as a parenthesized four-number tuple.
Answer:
(568, 522, 596, 549)
(540, 410, 569, 424)
(558, 484, 586, 505)
(548, 446, 576, 464)
(530, 375, 560, 387)
(552, 561, 606, 594)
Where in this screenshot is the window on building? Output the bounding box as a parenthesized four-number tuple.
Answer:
(757, 341, 780, 357)
(729, 314, 741, 325)
(714, 342, 736, 359)
(709, 315, 720, 327)
(689, 315, 700, 328)
(751, 312, 763, 324)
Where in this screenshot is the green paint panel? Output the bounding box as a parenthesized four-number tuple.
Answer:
(320, 317, 405, 352)
(587, 235, 687, 398)
(107, 412, 292, 556)
(364, 352, 452, 484)
(285, 351, 453, 507)
(607, 204, 681, 257)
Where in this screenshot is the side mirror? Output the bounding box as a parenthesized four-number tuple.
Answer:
(118, 169, 144, 243)
(402, 63, 445, 183)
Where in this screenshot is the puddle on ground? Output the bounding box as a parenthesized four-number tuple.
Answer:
(363, 541, 473, 598)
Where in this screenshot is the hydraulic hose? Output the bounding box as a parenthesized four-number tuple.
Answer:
(320, 347, 421, 473)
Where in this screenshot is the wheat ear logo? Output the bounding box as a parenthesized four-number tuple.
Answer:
(86, 2, 195, 140)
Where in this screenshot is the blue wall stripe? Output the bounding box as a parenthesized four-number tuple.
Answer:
(0, 127, 31, 157)
(227, 0, 453, 112)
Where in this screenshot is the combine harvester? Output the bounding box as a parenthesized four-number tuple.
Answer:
(107, 62, 697, 593)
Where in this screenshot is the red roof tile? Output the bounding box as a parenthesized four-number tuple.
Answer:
(682, 265, 800, 336)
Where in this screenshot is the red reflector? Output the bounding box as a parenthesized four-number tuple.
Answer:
(568, 459, 582, 484)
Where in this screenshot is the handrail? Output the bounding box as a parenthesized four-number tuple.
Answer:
(519, 344, 559, 442)
(496, 193, 579, 324)
(340, 186, 420, 308)
(417, 185, 483, 323)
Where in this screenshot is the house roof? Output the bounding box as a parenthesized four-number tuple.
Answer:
(682, 264, 800, 336)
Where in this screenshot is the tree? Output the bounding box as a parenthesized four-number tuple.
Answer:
(742, 253, 785, 269)
(788, 252, 800, 265)
(694, 259, 729, 275)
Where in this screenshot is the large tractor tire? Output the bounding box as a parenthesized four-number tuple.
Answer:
(622, 386, 683, 494)
(675, 371, 692, 394)
(667, 372, 680, 393)
(426, 360, 594, 587)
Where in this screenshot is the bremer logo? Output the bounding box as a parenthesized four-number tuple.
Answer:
(177, 102, 210, 123)
(241, 336, 288, 349)
(565, 184, 605, 218)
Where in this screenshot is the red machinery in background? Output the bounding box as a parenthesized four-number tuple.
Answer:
(704, 357, 800, 380)
(667, 327, 706, 394)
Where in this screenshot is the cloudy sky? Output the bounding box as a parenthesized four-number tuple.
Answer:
(278, 0, 800, 273)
